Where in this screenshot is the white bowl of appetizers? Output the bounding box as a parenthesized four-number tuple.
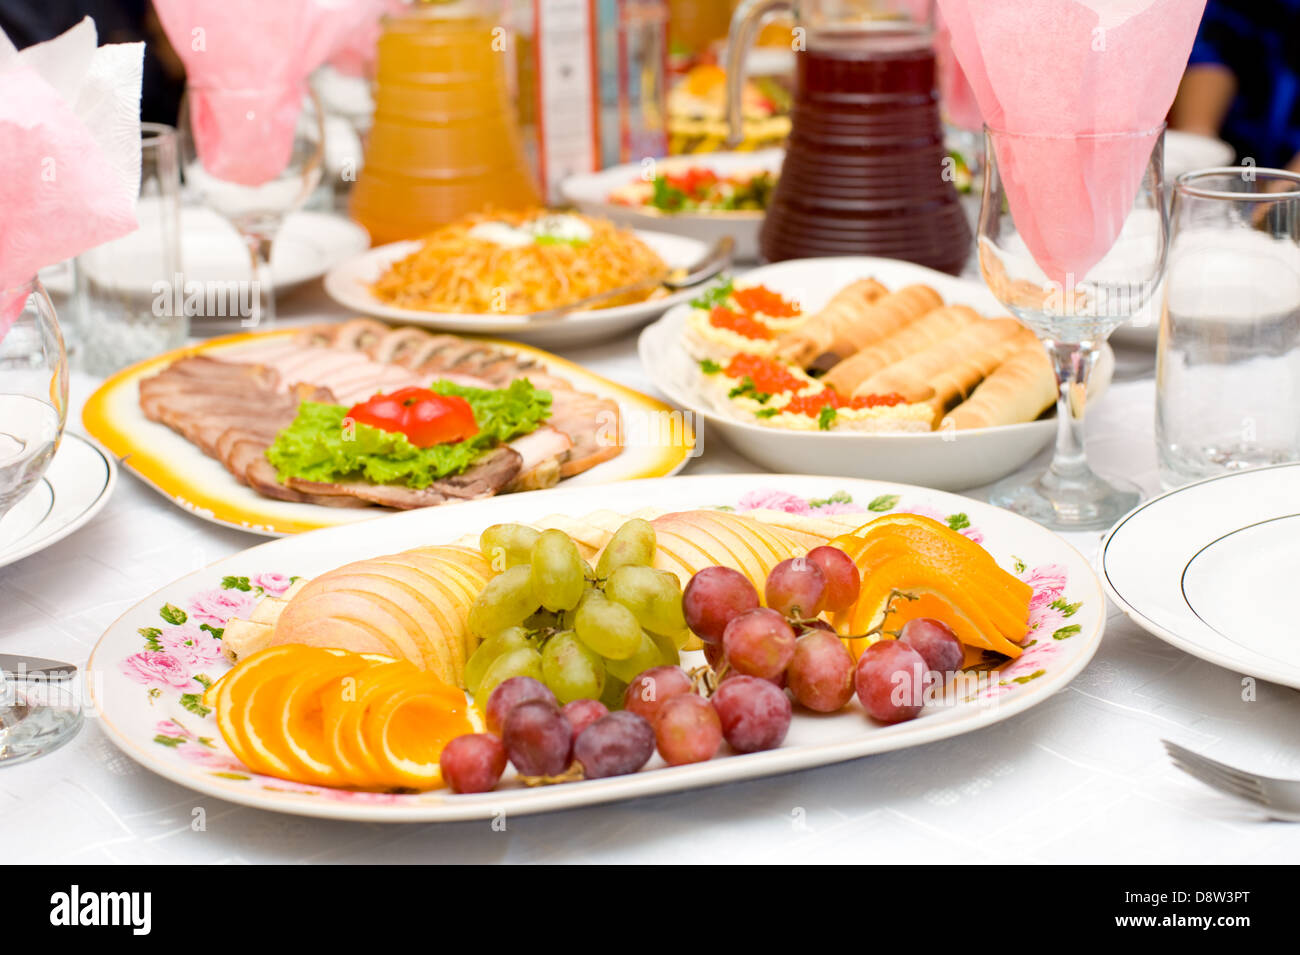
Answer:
(639, 256, 1112, 493)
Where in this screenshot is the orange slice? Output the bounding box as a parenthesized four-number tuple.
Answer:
(363, 673, 472, 789)
(832, 514, 1032, 659)
(236, 647, 339, 777)
(320, 661, 423, 787)
(843, 554, 1025, 659)
(214, 645, 313, 773)
(276, 655, 374, 786)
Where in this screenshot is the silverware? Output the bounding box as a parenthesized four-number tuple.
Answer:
(0, 653, 78, 682)
(523, 235, 735, 323)
(1163, 739, 1300, 821)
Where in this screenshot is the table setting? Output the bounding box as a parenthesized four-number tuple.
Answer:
(1, 0, 1298, 868)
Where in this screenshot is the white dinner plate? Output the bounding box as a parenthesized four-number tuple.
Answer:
(1102, 463, 1300, 690)
(0, 433, 116, 569)
(560, 149, 782, 262)
(89, 473, 1104, 823)
(639, 256, 1112, 492)
(323, 230, 711, 349)
(77, 206, 371, 297)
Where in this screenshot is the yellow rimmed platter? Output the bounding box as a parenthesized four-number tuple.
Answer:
(83, 326, 694, 537)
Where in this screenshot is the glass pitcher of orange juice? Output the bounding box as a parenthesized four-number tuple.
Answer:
(349, 0, 542, 245)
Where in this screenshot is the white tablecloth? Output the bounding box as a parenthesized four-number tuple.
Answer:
(3, 289, 1298, 864)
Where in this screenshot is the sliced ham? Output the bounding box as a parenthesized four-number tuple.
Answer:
(138, 321, 624, 513)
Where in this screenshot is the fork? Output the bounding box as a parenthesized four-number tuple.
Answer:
(1163, 739, 1300, 821)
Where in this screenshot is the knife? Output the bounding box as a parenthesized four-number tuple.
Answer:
(0, 653, 78, 681)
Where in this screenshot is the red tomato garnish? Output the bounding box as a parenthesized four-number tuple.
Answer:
(731, 285, 801, 318)
(347, 387, 479, 448)
(710, 305, 774, 340)
(723, 354, 806, 395)
(666, 167, 719, 198)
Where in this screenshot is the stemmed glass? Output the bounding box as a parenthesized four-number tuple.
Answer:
(179, 84, 325, 333)
(0, 279, 82, 764)
(977, 125, 1168, 530)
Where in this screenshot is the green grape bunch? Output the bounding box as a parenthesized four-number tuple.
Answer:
(464, 519, 687, 707)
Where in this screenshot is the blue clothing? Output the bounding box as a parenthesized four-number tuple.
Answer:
(1187, 0, 1300, 169)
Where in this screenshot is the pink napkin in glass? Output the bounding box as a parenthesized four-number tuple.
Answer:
(153, 0, 370, 187)
(0, 18, 142, 337)
(936, 0, 1206, 283)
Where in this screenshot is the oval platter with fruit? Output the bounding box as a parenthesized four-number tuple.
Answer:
(88, 474, 1104, 822)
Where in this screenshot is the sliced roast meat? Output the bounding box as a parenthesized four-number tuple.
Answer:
(426, 445, 523, 499)
(285, 476, 450, 509)
(548, 393, 623, 476)
(330, 317, 390, 352)
(367, 326, 432, 365)
(138, 319, 625, 513)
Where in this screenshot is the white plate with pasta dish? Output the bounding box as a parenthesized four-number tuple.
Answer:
(639, 257, 1113, 492)
(324, 210, 712, 349)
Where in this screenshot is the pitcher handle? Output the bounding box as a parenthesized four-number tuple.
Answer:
(725, 0, 794, 149)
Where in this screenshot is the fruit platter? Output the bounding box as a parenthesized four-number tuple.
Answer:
(89, 474, 1103, 822)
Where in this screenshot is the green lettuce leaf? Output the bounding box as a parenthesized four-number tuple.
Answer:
(266, 379, 551, 489)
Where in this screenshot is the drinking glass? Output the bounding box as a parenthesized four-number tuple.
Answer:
(978, 126, 1168, 529)
(1157, 168, 1300, 488)
(180, 84, 325, 333)
(75, 123, 186, 376)
(0, 278, 82, 764)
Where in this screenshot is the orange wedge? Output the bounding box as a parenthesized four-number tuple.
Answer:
(832, 514, 1031, 659)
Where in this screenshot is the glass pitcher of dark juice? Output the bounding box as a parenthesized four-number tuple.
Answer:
(727, 0, 971, 273)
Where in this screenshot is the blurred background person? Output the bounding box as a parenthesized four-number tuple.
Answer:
(1170, 0, 1300, 173)
(0, 0, 184, 125)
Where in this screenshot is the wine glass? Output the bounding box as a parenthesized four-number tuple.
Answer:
(179, 83, 325, 333)
(0, 278, 82, 765)
(977, 125, 1168, 529)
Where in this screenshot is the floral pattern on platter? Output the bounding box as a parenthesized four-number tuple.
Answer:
(118, 489, 1083, 800)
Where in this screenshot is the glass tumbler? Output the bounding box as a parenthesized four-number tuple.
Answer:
(0, 278, 82, 765)
(1156, 168, 1300, 488)
(75, 123, 186, 376)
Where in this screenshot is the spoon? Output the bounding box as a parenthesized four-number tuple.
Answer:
(524, 235, 734, 323)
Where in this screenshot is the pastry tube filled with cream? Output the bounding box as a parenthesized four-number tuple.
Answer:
(941, 343, 1057, 430)
(822, 305, 980, 394)
(852, 317, 1029, 403)
(775, 281, 939, 366)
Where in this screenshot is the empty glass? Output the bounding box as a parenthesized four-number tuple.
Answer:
(180, 84, 325, 333)
(978, 126, 1168, 529)
(75, 123, 186, 376)
(0, 278, 82, 764)
(1156, 168, 1300, 488)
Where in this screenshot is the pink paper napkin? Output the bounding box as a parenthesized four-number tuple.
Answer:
(0, 19, 142, 336)
(154, 0, 370, 186)
(936, 0, 1206, 282)
(328, 0, 406, 78)
(934, 11, 981, 131)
